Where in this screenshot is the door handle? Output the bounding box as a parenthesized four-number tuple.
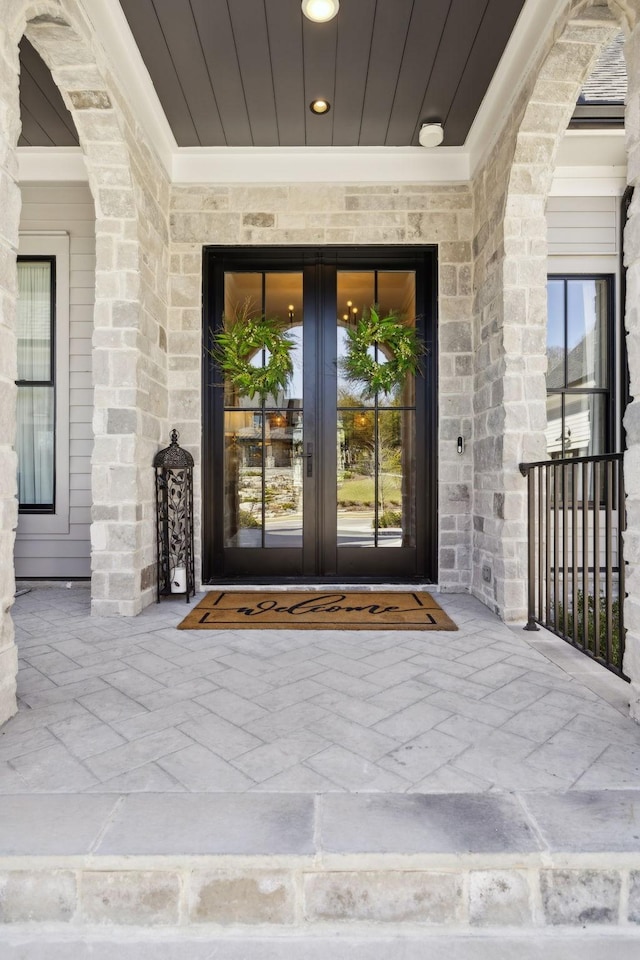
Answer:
(306, 442, 313, 477)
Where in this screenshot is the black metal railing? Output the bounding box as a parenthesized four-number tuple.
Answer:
(519, 453, 627, 678)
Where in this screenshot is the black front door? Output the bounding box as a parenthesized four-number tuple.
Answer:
(202, 246, 437, 582)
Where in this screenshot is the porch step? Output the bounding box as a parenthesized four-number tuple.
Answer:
(2, 931, 640, 959)
(1, 791, 640, 939)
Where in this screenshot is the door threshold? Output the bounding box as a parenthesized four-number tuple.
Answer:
(202, 580, 438, 591)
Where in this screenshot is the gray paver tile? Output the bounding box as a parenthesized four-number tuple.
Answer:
(0, 795, 118, 854)
(196, 688, 269, 724)
(213, 669, 274, 697)
(320, 793, 541, 853)
(427, 690, 514, 727)
(306, 745, 411, 791)
(310, 691, 391, 726)
(85, 763, 187, 793)
(111, 700, 210, 740)
(245, 702, 331, 741)
(83, 728, 194, 782)
(9, 743, 98, 791)
(251, 763, 342, 791)
(0, 725, 58, 762)
(524, 790, 640, 851)
(481, 678, 549, 711)
(179, 711, 263, 759)
(79, 687, 147, 723)
(96, 793, 316, 854)
(47, 713, 126, 759)
(373, 701, 452, 739)
(18, 677, 108, 708)
(102, 667, 165, 698)
(256, 678, 329, 710)
(231, 734, 329, 782)
(525, 730, 610, 782)
(379, 729, 468, 782)
(312, 670, 383, 699)
(158, 743, 255, 791)
(310, 714, 399, 761)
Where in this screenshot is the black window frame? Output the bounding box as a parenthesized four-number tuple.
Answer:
(16, 254, 57, 514)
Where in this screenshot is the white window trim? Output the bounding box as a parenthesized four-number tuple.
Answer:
(16, 232, 70, 536)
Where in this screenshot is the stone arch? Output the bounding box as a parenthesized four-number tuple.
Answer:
(472, 0, 640, 709)
(0, 0, 170, 720)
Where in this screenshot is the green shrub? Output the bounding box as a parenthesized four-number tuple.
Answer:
(556, 590, 623, 667)
(375, 510, 402, 529)
(239, 509, 261, 528)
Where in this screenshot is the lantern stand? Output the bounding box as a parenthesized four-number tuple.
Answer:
(154, 429, 195, 603)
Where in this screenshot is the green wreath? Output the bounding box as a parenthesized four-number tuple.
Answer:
(342, 305, 423, 397)
(211, 299, 295, 401)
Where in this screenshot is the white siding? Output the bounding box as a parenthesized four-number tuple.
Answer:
(15, 182, 95, 579)
(546, 195, 619, 255)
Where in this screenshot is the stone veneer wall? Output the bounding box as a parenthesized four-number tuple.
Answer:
(622, 3, 640, 717)
(21, 3, 171, 617)
(168, 183, 474, 590)
(471, 0, 622, 620)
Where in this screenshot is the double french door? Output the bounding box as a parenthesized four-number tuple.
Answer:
(202, 247, 437, 582)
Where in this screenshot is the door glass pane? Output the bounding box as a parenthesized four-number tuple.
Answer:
(222, 272, 303, 549)
(337, 410, 376, 547)
(224, 410, 263, 546)
(337, 272, 376, 407)
(377, 408, 415, 547)
(378, 270, 417, 405)
(336, 270, 417, 549)
(223, 273, 263, 409)
(264, 408, 304, 547)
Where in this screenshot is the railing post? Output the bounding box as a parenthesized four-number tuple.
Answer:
(520, 462, 539, 631)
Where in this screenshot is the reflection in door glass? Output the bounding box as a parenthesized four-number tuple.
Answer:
(336, 270, 417, 548)
(337, 410, 415, 548)
(222, 272, 303, 548)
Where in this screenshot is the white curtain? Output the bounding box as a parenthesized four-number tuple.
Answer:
(16, 262, 54, 506)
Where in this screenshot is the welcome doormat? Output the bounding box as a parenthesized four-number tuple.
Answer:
(178, 590, 457, 631)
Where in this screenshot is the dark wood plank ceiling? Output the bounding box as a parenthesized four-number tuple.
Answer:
(117, 0, 527, 148)
(18, 38, 78, 147)
(18, 0, 530, 149)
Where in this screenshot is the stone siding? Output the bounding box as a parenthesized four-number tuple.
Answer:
(471, 0, 622, 619)
(11, 1, 170, 618)
(0, 858, 638, 930)
(168, 182, 474, 590)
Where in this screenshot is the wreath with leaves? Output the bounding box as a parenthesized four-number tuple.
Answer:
(342, 305, 424, 397)
(210, 299, 295, 401)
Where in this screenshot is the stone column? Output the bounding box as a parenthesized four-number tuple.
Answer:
(23, 8, 170, 617)
(0, 1, 24, 723)
(622, 11, 640, 716)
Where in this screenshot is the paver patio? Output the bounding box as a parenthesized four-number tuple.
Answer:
(1, 584, 635, 796)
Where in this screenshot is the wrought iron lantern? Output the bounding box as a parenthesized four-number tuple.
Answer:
(154, 429, 195, 602)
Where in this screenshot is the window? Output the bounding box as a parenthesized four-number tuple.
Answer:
(16, 233, 70, 535)
(16, 257, 55, 511)
(546, 276, 613, 459)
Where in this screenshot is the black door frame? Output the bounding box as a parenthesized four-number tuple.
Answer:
(201, 244, 439, 583)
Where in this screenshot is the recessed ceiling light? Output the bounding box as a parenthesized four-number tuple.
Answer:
(302, 0, 340, 23)
(310, 99, 331, 114)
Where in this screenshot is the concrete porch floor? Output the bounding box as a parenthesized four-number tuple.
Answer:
(2, 585, 640, 954)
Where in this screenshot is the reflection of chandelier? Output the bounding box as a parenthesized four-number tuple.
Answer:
(341, 300, 358, 323)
